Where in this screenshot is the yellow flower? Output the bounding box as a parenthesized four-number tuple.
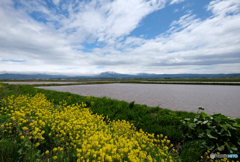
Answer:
(1, 93, 177, 162)
(35, 143, 40, 147)
(22, 127, 28, 131)
(20, 136, 25, 139)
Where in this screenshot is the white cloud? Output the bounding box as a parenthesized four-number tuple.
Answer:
(0, 0, 240, 75)
(170, 0, 185, 5)
(52, 0, 60, 6)
(57, 0, 167, 45)
(207, 0, 240, 16)
(173, 8, 179, 13)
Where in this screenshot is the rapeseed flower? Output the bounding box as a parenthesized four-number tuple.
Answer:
(0, 93, 178, 162)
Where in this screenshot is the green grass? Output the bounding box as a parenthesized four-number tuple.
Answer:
(1, 83, 240, 162)
(147, 78, 240, 82)
(4, 80, 239, 87)
(2, 78, 240, 83)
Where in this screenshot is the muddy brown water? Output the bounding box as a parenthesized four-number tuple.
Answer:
(37, 83, 240, 118)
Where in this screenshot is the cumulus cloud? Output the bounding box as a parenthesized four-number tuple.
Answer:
(124, 0, 240, 69)
(0, 0, 240, 75)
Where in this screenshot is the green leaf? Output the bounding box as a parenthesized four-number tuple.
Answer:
(229, 143, 238, 151)
(201, 111, 210, 118)
(18, 148, 23, 155)
(219, 124, 228, 130)
(217, 143, 225, 151)
(215, 128, 224, 134)
(227, 117, 236, 120)
(231, 146, 238, 151)
(206, 130, 217, 139)
(186, 133, 193, 138)
(207, 145, 215, 150)
(201, 140, 206, 146)
(214, 118, 221, 123)
(196, 121, 202, 124)
(195, 115, 200, 119)
(202, 120, 208, 124)
(24, 142, 31, 147)
(226, 130, 231, 137)
(225, 123, 236, 130)
(198, 132, 205, 138)
(184, 118, 190, 121)
(232, 123, 240, 128)
(224, 142, 231, 151)
(187, 123, 196, 129)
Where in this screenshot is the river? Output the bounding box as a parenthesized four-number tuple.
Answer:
(37, 83, 240, 118)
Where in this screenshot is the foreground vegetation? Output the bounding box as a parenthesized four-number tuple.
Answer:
(0, 83, 240, 162)
(1, 78, 240, 86)
(1, 93, 178, 162)
(2, 78, 240, 82)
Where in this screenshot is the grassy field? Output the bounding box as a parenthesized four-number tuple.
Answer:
(147, 78, 240, 82)
(2, 78, 240, 82)
(2, 78, 240, 86)
(0, 83, 240, 162)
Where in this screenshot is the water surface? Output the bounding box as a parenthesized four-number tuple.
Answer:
(38, 83, 240, 118)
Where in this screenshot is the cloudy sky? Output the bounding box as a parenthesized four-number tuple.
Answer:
(0, 0, 240, 75)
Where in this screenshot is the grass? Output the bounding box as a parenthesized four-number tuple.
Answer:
(147, 78, 240, 82)
(2, 78, 240, 86)
(1, 83, 240, 162)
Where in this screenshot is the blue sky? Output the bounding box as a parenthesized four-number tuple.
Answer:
(0, 0, 240, 75)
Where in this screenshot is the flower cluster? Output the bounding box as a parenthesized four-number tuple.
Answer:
(1, 93, 177, 161)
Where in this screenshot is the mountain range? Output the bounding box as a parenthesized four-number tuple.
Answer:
(0, 72, 240, 80)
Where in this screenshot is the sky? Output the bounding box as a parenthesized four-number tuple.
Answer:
(0, 0, 240, 75)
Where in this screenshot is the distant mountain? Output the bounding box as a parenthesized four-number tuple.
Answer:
(100, 71, 118, 75)
(0, 72, 240, 80)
